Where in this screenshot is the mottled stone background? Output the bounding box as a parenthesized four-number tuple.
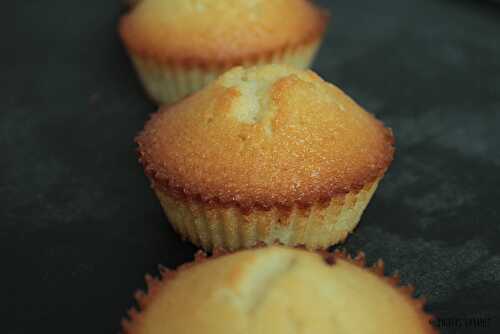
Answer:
(2, 0, 499, 333)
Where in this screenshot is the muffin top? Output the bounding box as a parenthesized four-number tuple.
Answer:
(137, 65, 394, 211)
(123, 246, 434, 334)
(119, 0, 327, 65)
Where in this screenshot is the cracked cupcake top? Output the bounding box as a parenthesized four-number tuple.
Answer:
(119, 0, 328, 65)
(136, 65, 394, 211)
(122, 246, 435, 334)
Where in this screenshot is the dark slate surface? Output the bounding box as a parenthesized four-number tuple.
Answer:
(3, 0, 500, 333)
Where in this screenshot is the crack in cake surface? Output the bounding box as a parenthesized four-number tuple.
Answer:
(217, 251, 298, 313)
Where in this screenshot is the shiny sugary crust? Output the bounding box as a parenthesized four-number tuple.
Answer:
(136, 65, 395, 213)
(155, 179, 379, 251)
(122, 247, 437, 334)
(119, 0, 329, 68)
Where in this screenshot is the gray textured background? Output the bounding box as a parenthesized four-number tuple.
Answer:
(3, 0, 500, 332)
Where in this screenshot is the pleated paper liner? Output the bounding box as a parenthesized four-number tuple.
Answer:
(155, 179, 380, 251)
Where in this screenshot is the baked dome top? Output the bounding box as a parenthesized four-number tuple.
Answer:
(119, 0, 327, 64)
(123, 247, 434, 334)
(137, 65, 394, 210)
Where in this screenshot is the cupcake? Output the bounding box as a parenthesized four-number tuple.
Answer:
(136, 65, 394, 251)
(122, 246, 435, 333)
(119, 0, 328, 104)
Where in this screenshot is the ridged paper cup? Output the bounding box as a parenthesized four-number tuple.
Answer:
(154, 179, 380, 251)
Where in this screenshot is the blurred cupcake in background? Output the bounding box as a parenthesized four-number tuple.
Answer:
(119, 0, 328, 104)
(122, 246, 435, 334)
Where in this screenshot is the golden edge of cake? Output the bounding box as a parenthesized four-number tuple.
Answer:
(136, 65, 394, 250)
(118, 0, 329, 104)
(121, 246, 437, 334)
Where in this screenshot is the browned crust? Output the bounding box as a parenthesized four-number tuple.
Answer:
(136, 119, 394, 215)
(121, 246, 437, 334)
(135, 64, 395, 215)
(119, 7, 329, 71)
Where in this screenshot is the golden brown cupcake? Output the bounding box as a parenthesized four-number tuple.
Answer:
(136, 65, 394, 251)
(122, 246, 435, 334)
(119, 0, 328, 104)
